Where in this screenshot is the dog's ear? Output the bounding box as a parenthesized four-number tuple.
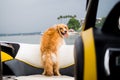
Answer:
(56, 24, 59, 30)
(56, 25, 63, 37)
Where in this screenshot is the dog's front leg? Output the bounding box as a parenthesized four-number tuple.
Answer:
(53, 62, 61, 76)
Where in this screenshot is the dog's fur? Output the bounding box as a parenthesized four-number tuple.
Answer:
(40, 24, 69, 76)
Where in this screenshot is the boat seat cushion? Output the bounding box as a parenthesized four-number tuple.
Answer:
(4, 43, 74, 76)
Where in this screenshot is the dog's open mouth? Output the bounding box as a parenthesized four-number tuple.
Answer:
(61, 31, 68, 37)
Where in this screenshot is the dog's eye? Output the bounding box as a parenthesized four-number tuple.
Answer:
(65, 26, 68, 30)
(60, 28, 62, 30)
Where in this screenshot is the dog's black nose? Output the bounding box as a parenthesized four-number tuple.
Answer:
(65, 31, 67, 33)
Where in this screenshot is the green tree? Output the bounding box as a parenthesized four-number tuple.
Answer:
(67, 18, 81, 31)
(57, 15, 63, 23)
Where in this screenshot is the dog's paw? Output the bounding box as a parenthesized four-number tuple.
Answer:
(43, 72, 54, 76)
(54, 72, 61, 76)
(46, 73, 54, 76)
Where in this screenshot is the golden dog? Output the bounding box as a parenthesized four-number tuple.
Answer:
(40, 24, 69, 76)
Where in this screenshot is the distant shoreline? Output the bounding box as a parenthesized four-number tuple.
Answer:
(0, 32, 79, 37)
(0, 32, 43, 37)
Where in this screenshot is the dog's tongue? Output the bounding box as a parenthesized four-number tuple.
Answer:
(64, 33, 68, 38)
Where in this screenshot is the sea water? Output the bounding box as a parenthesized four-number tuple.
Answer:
(0, 33, 79, 45)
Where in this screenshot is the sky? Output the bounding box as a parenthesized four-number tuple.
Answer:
(0, 0, 119, 34)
